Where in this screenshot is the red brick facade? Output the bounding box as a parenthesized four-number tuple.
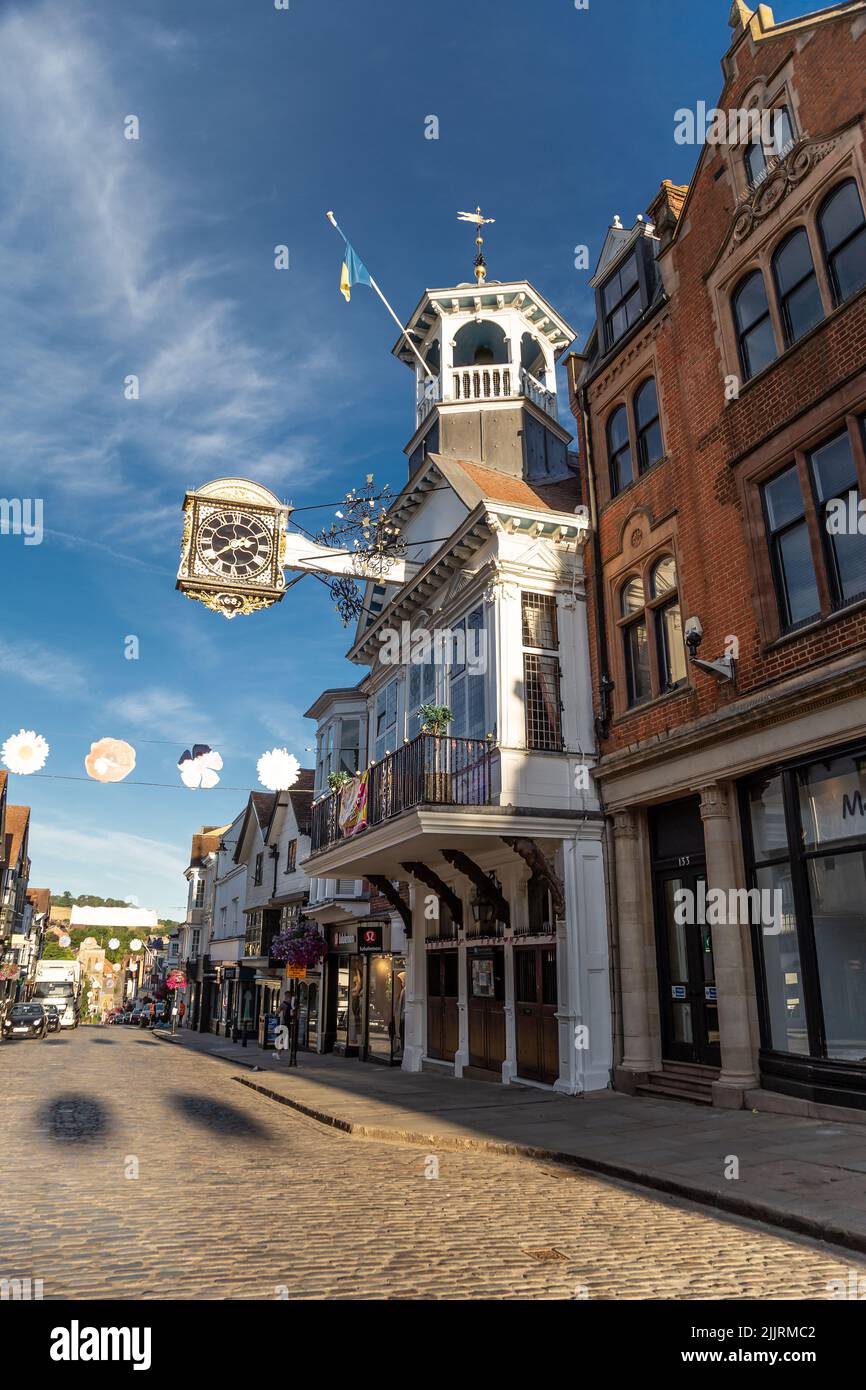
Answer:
(569, 2, 866, 751)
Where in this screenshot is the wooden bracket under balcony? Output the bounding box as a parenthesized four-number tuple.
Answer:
(366, 876, 413, 937)
(501, 837, 565, 918)
(401, 862, 464, 928)
(440, 850, 510, 927)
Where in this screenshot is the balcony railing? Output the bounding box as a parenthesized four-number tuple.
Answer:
(415, 364, 558, 427)
(311, 733, 496, 854)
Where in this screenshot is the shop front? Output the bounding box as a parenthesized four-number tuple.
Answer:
(323, 921, 406, 1064)
(741, 742, 866, 1110)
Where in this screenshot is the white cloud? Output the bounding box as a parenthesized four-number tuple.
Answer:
(0, 3, 332, 520)
(106, 686, 222, 745)
(0, 638, 89, 698)
(32, 821, 186, 895)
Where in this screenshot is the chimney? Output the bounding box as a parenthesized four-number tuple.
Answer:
(646, 181, 688, 252)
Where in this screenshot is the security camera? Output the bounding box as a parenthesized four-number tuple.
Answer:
(684, 616, 703, 657)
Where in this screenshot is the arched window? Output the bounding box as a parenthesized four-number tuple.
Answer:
(452, 320, 510, 368)
(771, 228, 823, 347)
(607, 405, 633, 496)
(650, 556, 687, 691)
(620, 576, 651, 706)
(616, 556, 687, 710)
(732, 270, 777, 381)
(744, 139, 766, 187)
(818, 180, 866, 307)
(634, 378, 664, 473)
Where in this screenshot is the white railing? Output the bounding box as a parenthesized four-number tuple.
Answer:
(519, 367, 556, 416)
(452, 365, 513, 402)
(416, 377, 440, 424)
(415, 364, 558, 423)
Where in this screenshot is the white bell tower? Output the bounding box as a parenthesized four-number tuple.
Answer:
(392, 230, 576, 482)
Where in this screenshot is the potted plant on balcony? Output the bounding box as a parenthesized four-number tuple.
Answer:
(328, 769, 352, 793)
(419, 703, 454, 802)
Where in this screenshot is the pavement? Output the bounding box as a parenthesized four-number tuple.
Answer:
(156, 1024, 866, 1255)
(2, 1023, 865, 1300)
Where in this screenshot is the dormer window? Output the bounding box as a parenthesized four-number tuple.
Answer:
(602, 252, 642, 348)
(743, 105, 794, 188)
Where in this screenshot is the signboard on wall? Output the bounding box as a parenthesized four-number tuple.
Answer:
(359, 925, 383, 953)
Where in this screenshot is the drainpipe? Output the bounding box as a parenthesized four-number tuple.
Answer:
(579, 380, 622, 1075)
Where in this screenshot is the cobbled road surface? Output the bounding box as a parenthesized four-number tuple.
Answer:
(0, 1026, 862, 1300)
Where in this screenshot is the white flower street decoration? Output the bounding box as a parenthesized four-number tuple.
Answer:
(177, 743, 223, 789)
(257, 747, 300, 791)
(2, 729, 49, 775)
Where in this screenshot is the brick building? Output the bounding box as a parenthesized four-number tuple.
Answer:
(568, 1, 866, 1114)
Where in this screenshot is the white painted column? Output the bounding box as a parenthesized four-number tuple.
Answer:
(559, 830, 613, 1094)
(401, 885, 425, 1073)
(698, 782, 759, 1101)
(455, 939, 469, 1077)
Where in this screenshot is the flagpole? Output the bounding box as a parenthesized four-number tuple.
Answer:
(326, 212, 436, 380)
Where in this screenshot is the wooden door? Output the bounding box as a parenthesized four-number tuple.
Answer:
(426, 951, 458, 1061)
(515, 946, 559, 1084)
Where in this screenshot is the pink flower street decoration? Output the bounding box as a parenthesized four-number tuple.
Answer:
(166, 970, 187, 991)
(269, 925, 327, 969)
(0, 963, 20, 980)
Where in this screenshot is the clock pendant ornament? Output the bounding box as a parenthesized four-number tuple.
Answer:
(176, 478, 290, 619)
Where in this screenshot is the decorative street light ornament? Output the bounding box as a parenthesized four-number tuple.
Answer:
(178, 744, 223, 789)
(315, 475, 408, 625)
(108, 937, 120, 950)
(1, 729, 49, 776)
(85, 737, 137, 783)
(59, 934, 71, 948)
(269, 925, 327, 969)
(257, 748, 300, 792)
(129, 939, 142, 952)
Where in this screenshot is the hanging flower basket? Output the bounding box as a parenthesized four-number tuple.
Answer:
(166, 970, 187, 991)
(269, 925, 327, 969)
(0, 963, 20, 980)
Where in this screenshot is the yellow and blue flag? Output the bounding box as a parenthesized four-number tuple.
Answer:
(340, 243, 371, 302)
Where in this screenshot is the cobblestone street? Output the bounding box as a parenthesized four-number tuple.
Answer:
(1, 1026, 865, 1301)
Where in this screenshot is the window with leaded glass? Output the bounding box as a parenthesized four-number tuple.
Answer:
(733, 269, 777, 381)
(819, 179, 866, 307)
(607, 404, 633, 496)
(772, 227, 823, 347)
(762, 465, 821, 630)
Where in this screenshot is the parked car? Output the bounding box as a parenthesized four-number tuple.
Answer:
(3, 1002, 47, 1040)
(43, 1004, 61, 1034)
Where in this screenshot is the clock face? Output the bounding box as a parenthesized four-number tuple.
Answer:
(196, 509, 274, 581)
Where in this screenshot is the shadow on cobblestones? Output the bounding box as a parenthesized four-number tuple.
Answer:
(89, 1037, 115, 1044)
(166, 1092, 270, 1139)
(38, 1094, 112, 1143)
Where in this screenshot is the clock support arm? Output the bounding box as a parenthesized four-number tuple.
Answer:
(281, 529, 419, 586)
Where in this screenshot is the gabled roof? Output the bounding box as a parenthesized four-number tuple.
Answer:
(26, 887, 51, 916)
(5, 805, 30, 872)
(265, 769, 315, 842)
(187, 824, 230, 870)
(233, 792, 277, 865)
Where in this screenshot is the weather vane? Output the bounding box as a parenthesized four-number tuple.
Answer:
(457, 207, 495, 284)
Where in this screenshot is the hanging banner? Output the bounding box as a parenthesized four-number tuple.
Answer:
(339, 770, 369, 837)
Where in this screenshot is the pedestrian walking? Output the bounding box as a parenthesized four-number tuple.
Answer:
(149, 1001, 156, 1029)
(178, 999, 186, 1027)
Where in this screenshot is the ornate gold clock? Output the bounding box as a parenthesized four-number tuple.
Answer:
(176, 478, 290, 619)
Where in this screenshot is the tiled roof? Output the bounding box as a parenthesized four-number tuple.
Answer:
(287, 770, 314, 836)
(5, 805, 30, 869)
(432, 456, 582, 514)
(251, 792, 277, 827)
(26, 887, 51, 915)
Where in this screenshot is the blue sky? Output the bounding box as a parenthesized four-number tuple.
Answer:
(0, 0, 807, 917)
